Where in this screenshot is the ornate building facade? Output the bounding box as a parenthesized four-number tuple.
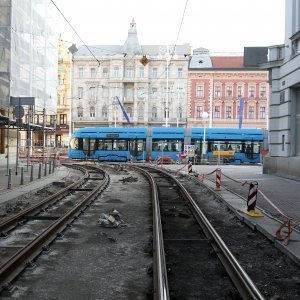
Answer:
(188, 48, 269, 129)
(57, 36, 72, 147)
(71, 20, 190, 130)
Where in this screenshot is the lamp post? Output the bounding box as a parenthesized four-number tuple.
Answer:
(202, 111, 209, 161)
(165, 50, 170, 127)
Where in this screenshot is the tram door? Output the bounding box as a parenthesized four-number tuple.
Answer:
(129, 139, 144, 157)
(82, 138, 96, 157)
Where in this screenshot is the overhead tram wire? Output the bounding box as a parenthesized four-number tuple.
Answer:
(50, 0, 101, 66)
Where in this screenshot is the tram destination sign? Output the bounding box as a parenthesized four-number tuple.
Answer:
(106, 134, 119, 138)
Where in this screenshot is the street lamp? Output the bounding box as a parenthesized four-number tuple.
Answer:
(202, 111, 209, 159)
(165, 50, 170, 127)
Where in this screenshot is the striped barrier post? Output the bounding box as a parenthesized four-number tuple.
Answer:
(188, 161, 193, 175)
(215, 168, 221, 191)
(247, 182, 258, 211)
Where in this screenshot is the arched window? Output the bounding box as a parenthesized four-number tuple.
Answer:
(126, 107, 132, 117)
(151, 106, 157, 118)
(77, 106, 83, 117)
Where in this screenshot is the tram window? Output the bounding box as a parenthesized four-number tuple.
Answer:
(113, 139, 128, 150)
(90, 139, 96, 150)
(253, 142, 260, 154)
(98, 139, 106, 150)
(83, 138, 89, 150)
(70, 138, 78, 150)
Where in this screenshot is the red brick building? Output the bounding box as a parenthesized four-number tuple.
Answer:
(188, 48, 269, 129)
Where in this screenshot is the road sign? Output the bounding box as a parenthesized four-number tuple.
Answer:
(184, 145, 195, 157)
(13, 105, 24, 118)
(10, 97, 35, 106)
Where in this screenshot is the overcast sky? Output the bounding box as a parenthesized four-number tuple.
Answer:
(55, 0, 285, 53)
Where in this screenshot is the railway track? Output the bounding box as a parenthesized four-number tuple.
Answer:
(132, 165, 264, 300)
(0, 163, 109, 292)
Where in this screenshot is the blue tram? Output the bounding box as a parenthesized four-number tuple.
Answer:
(69, 127, 266, 164)
(69, 127, 147, 161)
(190, 128, 264, 164)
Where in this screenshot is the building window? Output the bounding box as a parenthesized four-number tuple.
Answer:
(78, 87, 83, 99)
(126, 107, 132, 118)
(214, 85, 221, 97)
(260, 86, 266, 98)
(60, 114, 67, 125)
(90, 106, 95, 117)
(78, 67, 83, 79)
(237, 86, 243, 98)
(248, 86, 255, 98)
(126, 68, 133, 78)
(126, 88, 132, 99)
(225, 106, 232, 119)
(259, 107, 266, 119)
(152, 106, 157, 118)
(164, 108, 169, 118)
(164, 67, 170, 78)
(139, 67, 144, 78)
(89, 87, 96, 99)
(112, 87, 120, 97)
(196, 85, 204, 98)
(102, 87, 108, 97)
(102, 68, 108, 78)
(196, 106, 203, 118)
(178, 107, 183, 118)
(77, 106, 83, 118)
(177, 68, 183, 78)
(91, 68, 96, 79)
(214, 106, 220, 118)
(280, 90, 285, 103)
(152, 68, 158, 78)
(226, 85, 233, 97)
(152, 87, 158, 97)
(102, 105, 108, 118)
(248, 106, 255, 119)
(113, 67, 120, 78)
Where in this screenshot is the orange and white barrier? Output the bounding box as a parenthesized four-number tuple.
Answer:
(188, 161, 193, 174)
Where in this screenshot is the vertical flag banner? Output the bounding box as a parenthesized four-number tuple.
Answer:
(115, 96, 131, 123)
(239, 98, 245, 129)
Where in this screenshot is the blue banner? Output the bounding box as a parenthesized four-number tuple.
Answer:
(115, 96, 131, 123)
(238, 98, 245, 129)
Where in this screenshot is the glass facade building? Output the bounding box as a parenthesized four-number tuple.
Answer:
(0, 0, 58, 114)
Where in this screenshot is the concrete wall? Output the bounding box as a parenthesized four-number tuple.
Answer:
(263, 156, 300, 181)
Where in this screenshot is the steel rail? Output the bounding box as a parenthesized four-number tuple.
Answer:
(0, 164, 88, 235)
(0, 165, 109, 290)
(157, 167, 265, 300)
(130, 165, 169, 300)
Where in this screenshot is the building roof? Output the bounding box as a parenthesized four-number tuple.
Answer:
(210, 56, 244, 68)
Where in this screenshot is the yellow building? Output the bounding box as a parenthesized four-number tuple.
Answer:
(57, 35, 72, 147)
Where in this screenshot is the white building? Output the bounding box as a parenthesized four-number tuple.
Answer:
(262, 0, 300, 179)
(71, 20, 190, 129)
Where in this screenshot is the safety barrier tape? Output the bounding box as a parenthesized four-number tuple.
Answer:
(193, 167, 294, 245)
